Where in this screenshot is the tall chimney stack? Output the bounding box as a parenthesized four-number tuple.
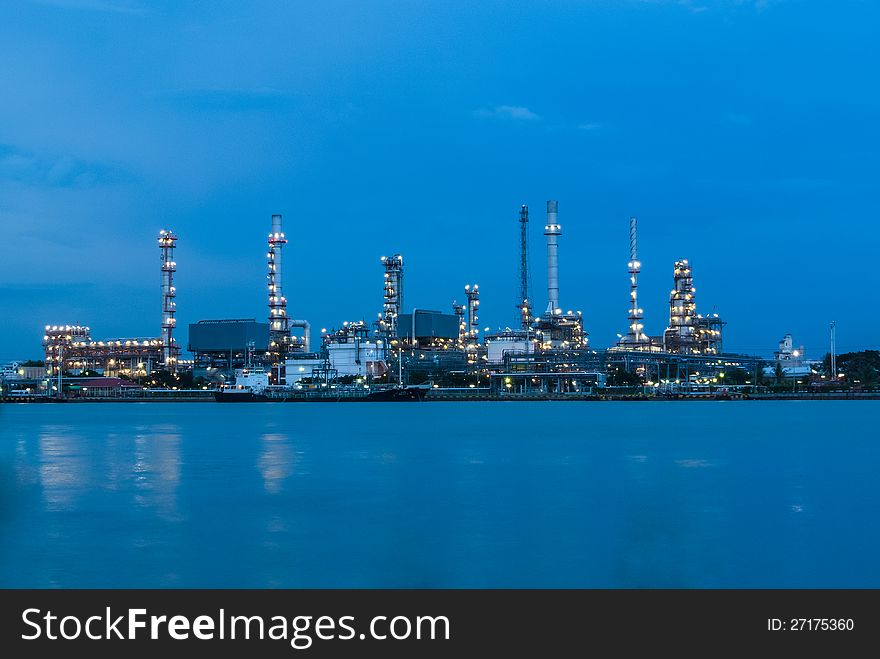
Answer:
(517, 204, 531, 329)
(544, 200, 561, 315)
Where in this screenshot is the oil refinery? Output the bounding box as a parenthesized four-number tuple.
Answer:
(1, 200, 846, 401)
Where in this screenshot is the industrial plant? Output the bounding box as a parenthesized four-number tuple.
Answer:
(2, 199, 853, 401)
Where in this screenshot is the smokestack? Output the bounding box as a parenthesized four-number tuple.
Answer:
(544, 200, 560, 315)
(518, 205, 531, 329)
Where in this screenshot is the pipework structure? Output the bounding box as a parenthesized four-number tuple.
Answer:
(452, 301, 466, 346)
(158, 229, 179, 372)
(43, 325, 165, 378)
(380, 254, 404, 343)
(694, 314, 724, 355)
(267, 214, 292, 380)
(43, 325, 91, 376)
(517, 204, 532, 329)
(544, 200, 561, 316)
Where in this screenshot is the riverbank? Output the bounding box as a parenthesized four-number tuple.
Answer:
(3, 391, 879, 403)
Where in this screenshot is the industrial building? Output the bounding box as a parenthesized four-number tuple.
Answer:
(762, 333, 814, 379)
(43, 325, 166, 378)
(188, 319, 270, 377)
(662, 259, 726, 355)
(28, 193, 766, 399)
(397, 310, 460, 348)
(286, 321, 386, 382)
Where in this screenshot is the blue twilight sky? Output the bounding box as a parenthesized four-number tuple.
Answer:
(1, 0, 878, 360)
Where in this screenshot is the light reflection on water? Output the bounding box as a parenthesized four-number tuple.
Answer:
(1, 401, 879, 587)
(38, 426, 90, 511)
(258, 433, 294, 494)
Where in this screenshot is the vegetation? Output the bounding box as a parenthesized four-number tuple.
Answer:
(754, 361, 766, 386)
(606, 366, 642, 387)
(144, 370, 207, 389)
(721, 367, 751, 386)
(821, 350, 880, 389)
(774, 362, 785, 385)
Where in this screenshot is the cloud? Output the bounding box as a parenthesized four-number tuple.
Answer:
(474, 105, 542, 121)
(577, 122, 602, 131)
(0, 144, 132, 188)
(31, 0, 147, 14)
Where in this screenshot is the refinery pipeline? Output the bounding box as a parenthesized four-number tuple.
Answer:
(2, 203, 869, 403)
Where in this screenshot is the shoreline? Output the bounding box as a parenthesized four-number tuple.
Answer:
(3, 393, 879, 403)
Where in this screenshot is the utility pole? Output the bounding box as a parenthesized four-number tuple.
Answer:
(830, 321, 837, 384)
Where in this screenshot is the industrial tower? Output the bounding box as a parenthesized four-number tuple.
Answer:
(544, 200, 561, 316)
(517, 205, 532, 329)
(664, 259, 697, 353)
(617, 216, 649, 347)
(267, 214, 291, 380)
(380, 254, 404, 343)
(158, 229, 178, 372)
(465, 284, 480, 340)
(533, 200, 587, 348)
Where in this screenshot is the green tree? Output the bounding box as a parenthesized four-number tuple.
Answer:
(724, 367, 750, 385)
(607, 366, 642, 387)
(774, 362, 785, 385)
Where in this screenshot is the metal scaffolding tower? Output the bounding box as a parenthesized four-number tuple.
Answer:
(380, 254, 404, 342)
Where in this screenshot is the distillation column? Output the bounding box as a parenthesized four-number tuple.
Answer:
(381, 254, 404, 342)
(465, 284, 480, 340)
(158, 229, 178, 372)
(268, 214, 291, 380)
(664, 259, 697, 353)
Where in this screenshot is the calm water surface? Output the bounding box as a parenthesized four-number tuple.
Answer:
(1, 401, 878, 587)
